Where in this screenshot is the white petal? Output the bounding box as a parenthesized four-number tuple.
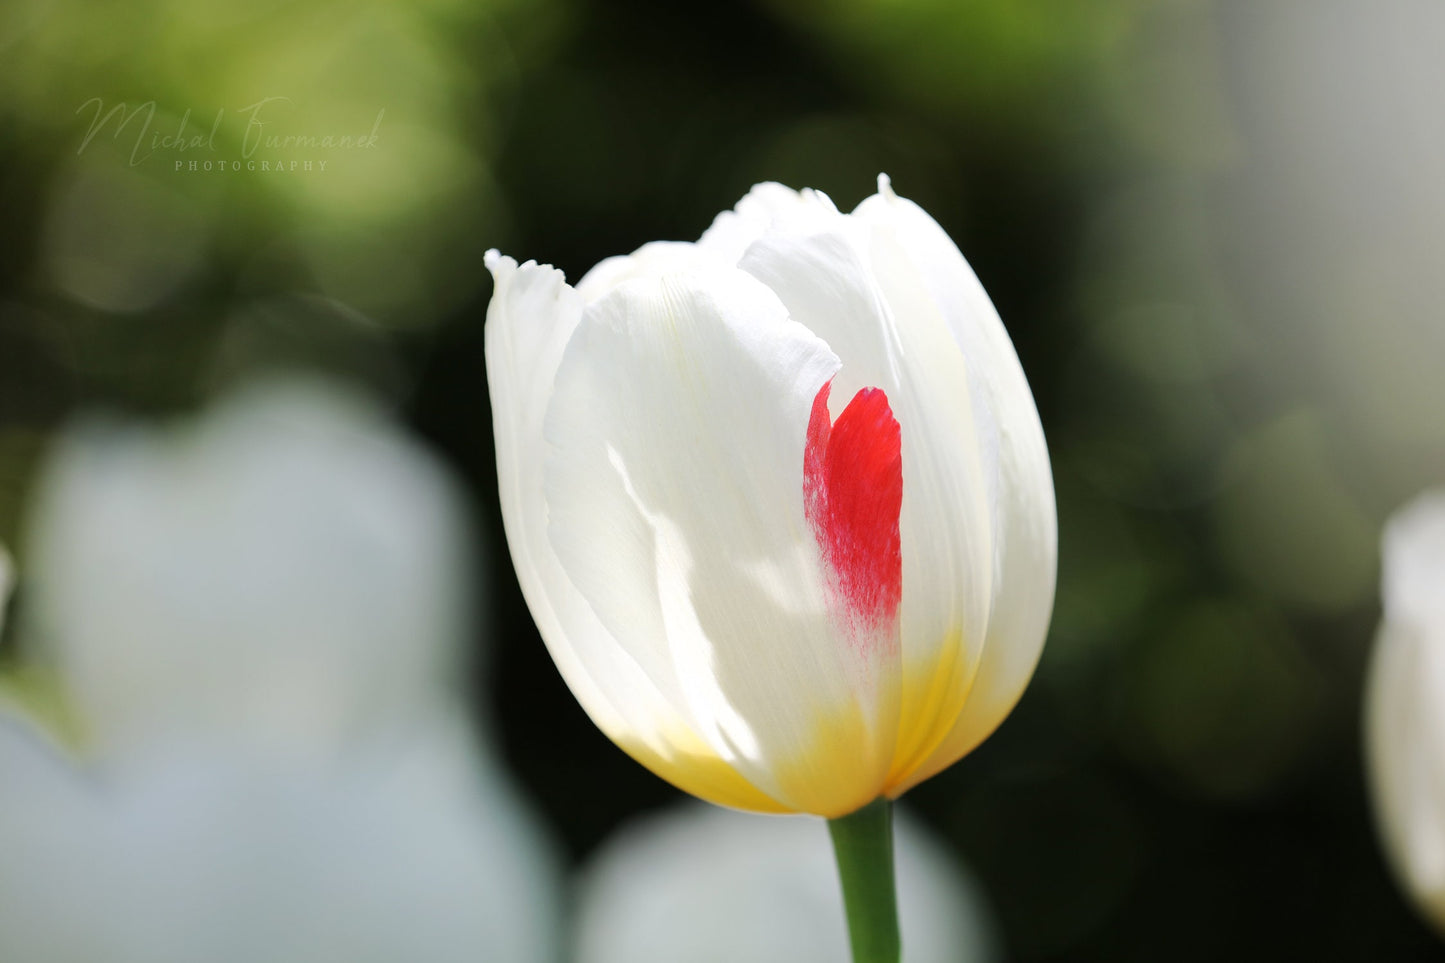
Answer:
(577, 185, 842, 310)
(542, 266, 898, 815)
(1367, 621, 1445, 932)
(1367, 493, 1445, 932)
(0, 710, 118, 963)
(0, 711, 563, 963)
(697, 182, 841, 266)
(487, 252, 790, 812)
(1383, 490, 1445, 627)
(738, 206, 998, 788)
(107, 717, 560, 963)
(574, 802, 999, 963)
(575, 241, 718, 304)
(24, 377, 468, 761)
(854, 177, 1058, 789)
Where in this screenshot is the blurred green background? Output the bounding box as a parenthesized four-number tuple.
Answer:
(4, 0, 1445, 958)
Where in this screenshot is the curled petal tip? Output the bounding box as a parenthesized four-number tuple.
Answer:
(484, 249, 512, 276)
(804, 187, 839, 213)
(487, 252, 573, 294)
(876, 173, 895, 199)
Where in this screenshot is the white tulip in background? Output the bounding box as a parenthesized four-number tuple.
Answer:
(486, 175, 1057, 817)
(0, 378, 561, 963)
(574, 802, 998, 963)
(1366, 491, 1445, 936)
(23, 379, 471, 763)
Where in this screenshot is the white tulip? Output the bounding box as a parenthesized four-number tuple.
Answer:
(574, 802, 998, 963)
(0, 378, 561, 963)
(486, 176, 1056, 816)
(23, 377, 471, 761)
(0, 712, 108, 963)
(1366, 490, 1445, 934)
(0, 709, 561, 963)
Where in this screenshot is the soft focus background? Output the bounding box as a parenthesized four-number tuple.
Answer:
(3, 0, 1445, 958)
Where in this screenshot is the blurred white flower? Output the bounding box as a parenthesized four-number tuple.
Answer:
(0, 377, 561, 963)
(0, 709, 560, 963)
(574, 803, 998, 963)
(24, 377, 470, 762)
(1365, 490, 1445, 936)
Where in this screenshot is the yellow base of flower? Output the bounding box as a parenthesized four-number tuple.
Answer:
(616, 628, 982, 817)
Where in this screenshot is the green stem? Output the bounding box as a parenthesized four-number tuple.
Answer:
(828, 797, 901, 963)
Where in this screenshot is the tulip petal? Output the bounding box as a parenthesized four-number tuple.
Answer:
(579, 186, 832, 309)
(574, 802, 1001, 963)
(697, 182, 826, 265)
(1382, 491, 1445, 627)
(738, 217, 997, 792)
(486, 252, 788, 812)
(853, 178, 1057, 792)
(0, 710, 113, 962)
(1367, 492, 1445, 927)
(1368, 617, 1445, 920)
(24, 379, 472, 761)
(542, 266, 899, 815)
(576, 242, 720, 305)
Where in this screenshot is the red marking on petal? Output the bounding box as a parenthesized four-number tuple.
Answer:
(803, 380, 903, 635)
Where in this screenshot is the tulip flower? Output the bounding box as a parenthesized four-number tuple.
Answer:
(25, 378, 470, 762)
(1366, 491, 1445, 936)
(486, 177, 1055, 961)
(575, 802, 999, 963)
(0, 378, 561, 963)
